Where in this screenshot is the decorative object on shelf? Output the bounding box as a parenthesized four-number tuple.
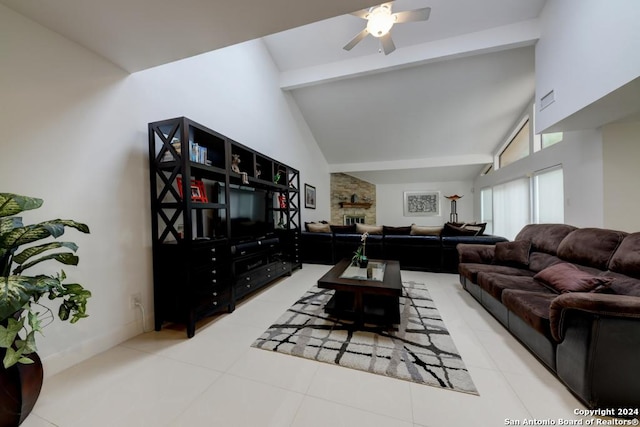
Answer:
(161, 138, 181, 162)
(274, 167, 286, 185)
(445, 194, 463, 223)
(351, 231, 369, 267)
(350, 194, 359, 203)
(231, 154, 249, 184)
(403, 191, 440, 216)
(189, 140, 208, 164)
(278, 194, 287, 209)
(176, 177, 208, 203)
(305, 184, 316, 209)
(0, 193, 90, 426)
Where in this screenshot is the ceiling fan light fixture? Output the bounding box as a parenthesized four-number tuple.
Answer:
(366, 6, 395, 38)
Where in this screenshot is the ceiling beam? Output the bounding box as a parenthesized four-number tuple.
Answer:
(329, 154, 493, 173)
(280, 19, 540, 90)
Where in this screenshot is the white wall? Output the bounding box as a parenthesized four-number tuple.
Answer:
(0, 5, 329, 376)
(376, 181, 473, 226)
(602, 120, 640, 232)
(535, 0, 640, 132)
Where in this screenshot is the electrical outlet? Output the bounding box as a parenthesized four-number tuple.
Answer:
(130, 292, 142, 309)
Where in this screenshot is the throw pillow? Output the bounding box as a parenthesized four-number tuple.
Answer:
(307, 223, 331, 233)
(409, 224, 443, 236)
(330, 224, 356, 234)
(383, 225, 412, 235)
(494, 241, 531, 267)
(534, 263, 613, 293)
(356, 223, 383, 235)
(441, 222, 487, 236)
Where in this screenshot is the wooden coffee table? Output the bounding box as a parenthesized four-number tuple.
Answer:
(317, 259, 402, 326)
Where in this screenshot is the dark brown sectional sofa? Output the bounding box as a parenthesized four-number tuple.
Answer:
(458, 224, 640, 410)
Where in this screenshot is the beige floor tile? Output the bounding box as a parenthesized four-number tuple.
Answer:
(306, 362, 414, 422)
(168, 374, 304, 427)
(291, 395, 414, 427)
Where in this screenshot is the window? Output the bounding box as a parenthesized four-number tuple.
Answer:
(492, 178, 530, 240)
(533, 166, 564, 223)
(541, 132, 563, 149)
(499, 120, 530, 168)
(480, 187, 493, 235)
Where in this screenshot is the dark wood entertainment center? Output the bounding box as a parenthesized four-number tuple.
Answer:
(148, 117, 302, 337)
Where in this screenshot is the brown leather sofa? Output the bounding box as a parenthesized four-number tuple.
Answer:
(458, 224, 640, 410)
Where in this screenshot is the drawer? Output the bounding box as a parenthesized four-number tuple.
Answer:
(235, 262, 280, 290)
(193, 288, 231, 310)
(191, 266, 231, 289)
(190, 243, 230, 266)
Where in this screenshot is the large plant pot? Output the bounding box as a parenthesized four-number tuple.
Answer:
(0, 351, 43, 427)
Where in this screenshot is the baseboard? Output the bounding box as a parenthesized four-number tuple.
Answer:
(40, 312, 154, 379)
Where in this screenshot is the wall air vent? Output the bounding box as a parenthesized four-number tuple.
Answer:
(540, 90, 555, 111)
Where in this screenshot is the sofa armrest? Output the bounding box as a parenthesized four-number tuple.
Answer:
(457, 243, 496, 264)
(549, 293, 640, 341)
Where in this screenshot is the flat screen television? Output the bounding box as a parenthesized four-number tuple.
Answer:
(223, 184, 273, 242)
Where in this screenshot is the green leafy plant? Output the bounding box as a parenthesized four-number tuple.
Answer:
(0, 193, 90, 368)
(351, 231, 369, 265)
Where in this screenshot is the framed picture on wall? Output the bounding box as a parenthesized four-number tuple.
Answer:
(305, 184, 316, 209)
(403, 191, 440, 216)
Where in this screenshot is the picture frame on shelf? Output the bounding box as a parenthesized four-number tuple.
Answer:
(305, 184, 316, 209)
(403, 191, 439, 216)
(177, 177, 209, 203)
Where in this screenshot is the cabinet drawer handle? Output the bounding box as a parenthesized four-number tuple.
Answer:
(211, 248, 216, 253)
(212, 270, 217, 274)
(266, 268, 271, 272)
(213, 301, 217, 306)
(211, 257, 217, 262)
(245, 277, 250, 281)
(267, 274, 271, 278)
(212, 279, 217, 284)
(246, 284, 250, 288)
(213, 292, 217, 296)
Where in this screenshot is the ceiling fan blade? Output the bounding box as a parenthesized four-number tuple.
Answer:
(343, 29, 369, 51)
(393, 7, 431, 23)
(350, 9, 370, 19)
(380, 33, 396, 55)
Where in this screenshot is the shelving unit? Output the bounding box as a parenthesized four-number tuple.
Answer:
(148, 117, 301, 337)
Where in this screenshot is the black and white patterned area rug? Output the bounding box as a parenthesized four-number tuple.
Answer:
(251, 281, 478, 395)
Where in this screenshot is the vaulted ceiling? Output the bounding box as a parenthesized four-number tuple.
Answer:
(1, 0, 547, 184)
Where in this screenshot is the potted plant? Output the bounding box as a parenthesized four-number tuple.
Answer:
(351, 231, 369, 268)
(0, 193, 90, 426)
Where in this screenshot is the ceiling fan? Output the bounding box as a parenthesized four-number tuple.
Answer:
(343, 2, 431, 55)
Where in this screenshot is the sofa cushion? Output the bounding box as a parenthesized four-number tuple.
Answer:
(383, 225, 411, 235)
(534, 263, 613, 293)
(502, 290, 557, 340)
(557, 228, 627, 270)
(307, 223, 331, 233)
(442, 222, 485, 236)
(528, 252, 563, 273)
(409, 224, 442, 236)
(494, 240, 531, 267)
(356, 223, 383, 235)
(514, 224, 577, 255)
(608, 232, 640, 279)
(477, 272, 553, 301)
(330, 224, 356, 234)
(600, 272, 640, 297)
(458, 263, 533, 284)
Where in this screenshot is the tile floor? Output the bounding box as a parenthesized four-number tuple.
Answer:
(23, 265, 591, 427)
